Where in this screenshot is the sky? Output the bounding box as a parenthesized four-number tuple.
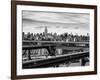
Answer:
(22, 10, 90, 35)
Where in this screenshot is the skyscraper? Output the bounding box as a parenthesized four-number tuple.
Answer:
(44, 26, 48, 39)
(45, 26, 48, 34)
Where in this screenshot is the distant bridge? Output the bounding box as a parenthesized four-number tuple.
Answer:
(23, 40, 89, 44)
(23, 40, 89, 48)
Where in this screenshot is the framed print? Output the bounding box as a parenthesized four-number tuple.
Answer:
(11, 0, 97, 80)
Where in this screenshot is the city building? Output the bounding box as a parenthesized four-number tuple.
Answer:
(44, 26, 48, 39)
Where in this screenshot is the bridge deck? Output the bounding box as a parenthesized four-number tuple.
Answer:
(22, 51, 89, 68)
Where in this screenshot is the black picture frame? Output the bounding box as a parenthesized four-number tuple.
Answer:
(11, 0, 97, 80)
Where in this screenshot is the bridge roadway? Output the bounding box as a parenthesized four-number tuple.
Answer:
(22, 51, 89, 69)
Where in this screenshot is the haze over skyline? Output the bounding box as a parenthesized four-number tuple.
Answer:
(22, 10, 90, 35)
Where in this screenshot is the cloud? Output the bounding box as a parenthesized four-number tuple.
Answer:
(22, 10, 90, 35)
(22, 11, 89, 24)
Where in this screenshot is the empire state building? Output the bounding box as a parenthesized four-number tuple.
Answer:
(45, 26, 48, 34)
(44, 26, 48, 39)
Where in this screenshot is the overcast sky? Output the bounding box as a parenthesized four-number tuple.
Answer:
(22, 10, 90, 35)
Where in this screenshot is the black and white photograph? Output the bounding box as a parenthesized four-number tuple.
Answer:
(22, 10, 90, 69)
(11, 1, 97, 79)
